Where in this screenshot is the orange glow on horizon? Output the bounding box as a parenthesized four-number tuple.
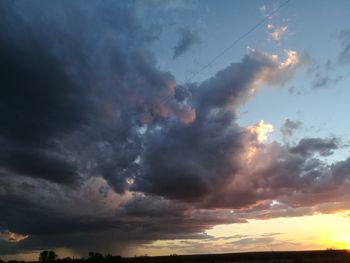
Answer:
(134, 212, 350, 257)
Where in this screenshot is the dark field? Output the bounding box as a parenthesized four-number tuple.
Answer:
(126, 250, 350, 263)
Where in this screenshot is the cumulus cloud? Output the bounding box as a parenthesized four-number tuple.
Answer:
(134, 49, 301, 203)
(216, 137, 347, 213)
(173, 28, 201, 59)
(0, 0, 349, 258)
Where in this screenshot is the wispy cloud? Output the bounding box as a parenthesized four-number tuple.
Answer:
(267, 23, 288, 42)
(280, 119, 303, 137)
(173, 28, 201, 59)
(338, 30, 350, 65)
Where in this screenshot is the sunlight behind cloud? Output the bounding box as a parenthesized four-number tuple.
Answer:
(279, 50, 298, 69)
(0, 231, 28, 243)
(206, 212, 350, 251)
(247, 120, 274, 143)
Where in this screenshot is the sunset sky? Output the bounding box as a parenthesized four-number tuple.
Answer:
(1, 0, 350, 260)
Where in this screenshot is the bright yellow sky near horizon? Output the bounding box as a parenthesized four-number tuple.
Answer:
(135, 212, 350, 256)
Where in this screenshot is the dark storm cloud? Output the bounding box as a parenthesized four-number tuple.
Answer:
(280, 119, 303, 137)
(0, 0, 194, 188)
(134, 49, 301, 203)
(0, 21, 90, 144)
(0, 0, 197, 254)
(0, 0, 300, 198)
(173, 28, 200, 59)
(0, 200, 111, 237)
(0, 1, 102, 184)
(120, 195, 187, 218)
(0, 0, 247, 248)
(0, 148, 78, 184)
(0, 1, 94, 184)
(0, 190, 244, 255)
(1, 0, 349, 258)
(136, 120, 243, 202)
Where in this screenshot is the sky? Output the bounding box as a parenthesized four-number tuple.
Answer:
(0, 0, 350, 260)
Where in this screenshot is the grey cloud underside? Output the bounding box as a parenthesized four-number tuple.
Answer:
(1, 0, 350, 257)
(0, 190, 244, 255)
(290, 137, 338, 157)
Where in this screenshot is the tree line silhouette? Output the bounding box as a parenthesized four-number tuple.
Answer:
(1, 249, 350, 263)
(0, 251, 122, 263)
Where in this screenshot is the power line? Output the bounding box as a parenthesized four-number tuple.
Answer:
(158, 0, 291, 106)
(184, 0, 291, 83)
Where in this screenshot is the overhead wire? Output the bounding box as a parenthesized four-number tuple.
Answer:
(185, 0, 291, 83)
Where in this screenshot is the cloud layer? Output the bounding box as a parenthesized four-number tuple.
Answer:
(0, 0, 349, 258)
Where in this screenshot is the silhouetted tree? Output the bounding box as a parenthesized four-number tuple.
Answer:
(39, 250, 58, 262)
(86, 252, 121, 263)
(87, 252, 103, 263)
(0, 258, 4, 263)
(60, 257, 72, 263)
(105, 254, 122, 263)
